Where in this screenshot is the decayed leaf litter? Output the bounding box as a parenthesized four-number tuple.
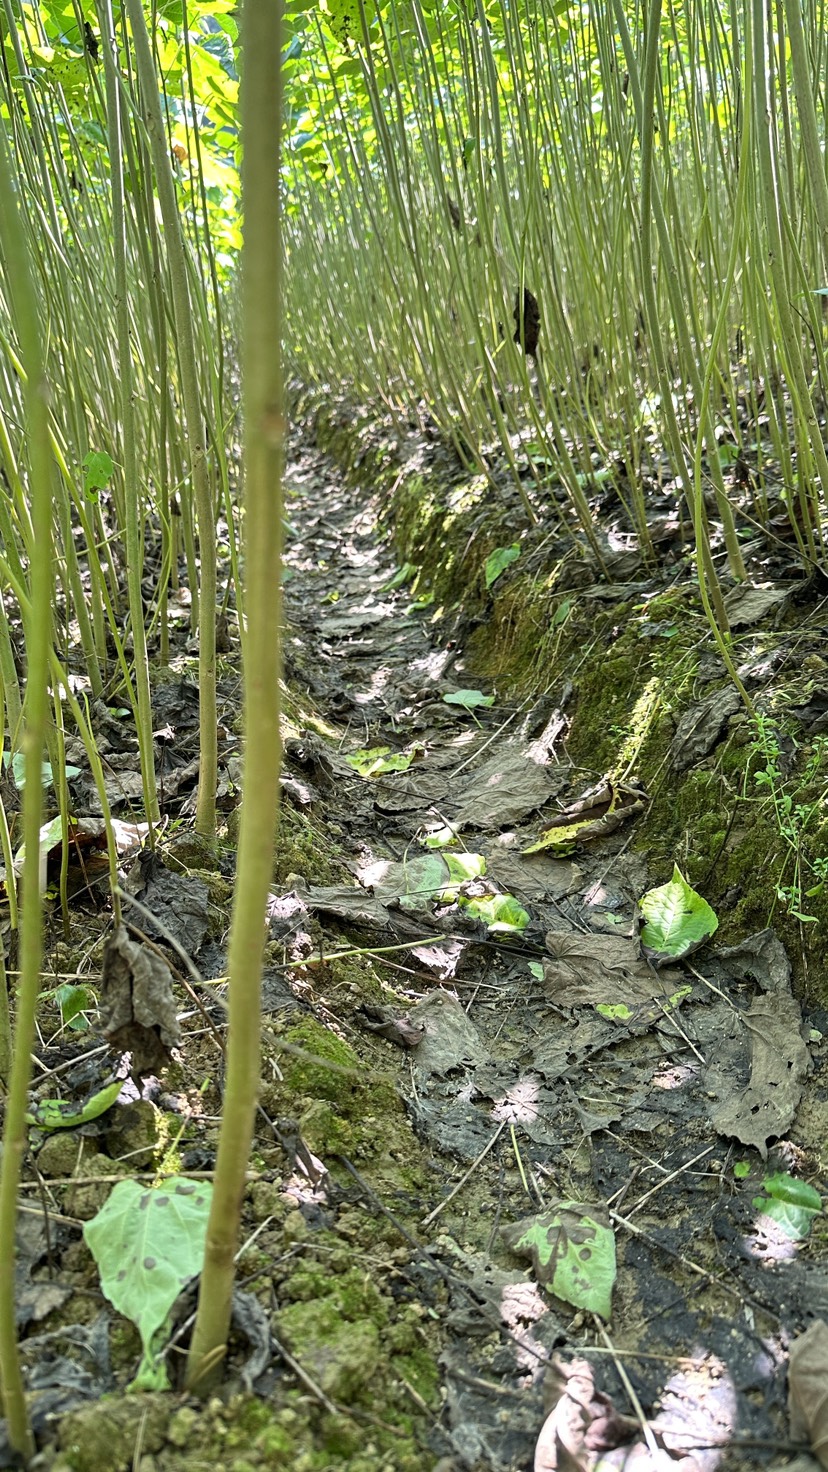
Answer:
(6, 441, 828, 1472)
(271, 448, 828, 1470)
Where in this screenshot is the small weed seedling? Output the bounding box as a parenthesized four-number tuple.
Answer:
(749, 715, 828, 923)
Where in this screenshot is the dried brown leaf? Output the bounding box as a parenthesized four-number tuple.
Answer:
(789, 1320, 828, 1468)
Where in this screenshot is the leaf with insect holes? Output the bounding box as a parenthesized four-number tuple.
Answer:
(325, 0, 375, 44)
(84, 1177, 212, 1389)
(82, 450, 114, 501)
(503, 1201, 616, 1319)
(639, 864, 718, 961)
(26, 1077, 123, 1130)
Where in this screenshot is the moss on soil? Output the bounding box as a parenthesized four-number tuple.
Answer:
(265, 1014, 412, 1168)
(271, 804, 347, 887)
(53, 1382, 433, 1472)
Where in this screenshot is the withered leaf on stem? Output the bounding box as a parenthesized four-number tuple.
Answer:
(514, 286, 540, 359)
(100, 924, 181, 1077)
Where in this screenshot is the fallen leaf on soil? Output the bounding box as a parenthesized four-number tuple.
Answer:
(83, 1176, 212, 1389)
(454, 742, 562, 828)
(791, 687, 828, 735)
(290, 879, 390, 928)
(485, 542, 521, 588)
(409, 990, 488, 1074)
(712, 927, 791, 993)
(232, 1289, 272, 1392)
(99, 925, 181, 1077)
(372, 768, 449, 813)
(355, 1004, 425, 1048)
(14, 1216, 73, 1329)
(443, 688, 495, 710)
(124, 850, 210, 955)
(704, 989, 810, 1156)
(534, 1358, 638, 1471)
(409, 937, 465, 978)
(486, 847, 581, 901)
(345, 743, 423, 777)
(11, 814, 113, 894)
(503, 1202, 616, 1318)
(789, 1319, 828, 1467)
(523, 777, 647, 855)
(543, 932, 684, 1015)
(723, 582, 789, 628)
(358, 852, 449, 913)
(639, 864, 718, 963)
(670, 686, 741, 771)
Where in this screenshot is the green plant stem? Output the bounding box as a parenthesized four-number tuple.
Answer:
(784, 0, 828, 274)
(636, 0, 730, 633)
(751, 0, 828, 508)
(125, 0, 218, 836)
(185, 0, 284, 1390)
(101, 0, 160, 832)
(0, 104, 54, 1465)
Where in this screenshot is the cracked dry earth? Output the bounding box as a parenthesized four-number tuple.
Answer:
(279, 441, 828, 1472)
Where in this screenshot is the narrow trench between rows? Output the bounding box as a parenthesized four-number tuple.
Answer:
(272, 439, 819, 1472)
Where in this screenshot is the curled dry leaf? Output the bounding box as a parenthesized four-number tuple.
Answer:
(99, 924, 181, 1077)
(789, 1319, 828, 1469)
(356, 1004, 426, 1048)
(523, 777, 647, 856)
(535, 1358, 638, 1471)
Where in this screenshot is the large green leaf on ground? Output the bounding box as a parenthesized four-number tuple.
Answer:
(485, 543, 520, 589)
(459, 891, 530, 934)
(84, 1177, 213, 1388)
(443, 689, 495, 710)
(503, 1201, 616, 1319)
(752, 1172, 822, 1241)
(639, 864, 718, 960)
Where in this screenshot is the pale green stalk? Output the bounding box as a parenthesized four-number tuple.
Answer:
(751, 0, 828, 514)
(185, 0, 284, 1388)
(125, 0, 217, 835)
(101, 0, 160, 829)
(0, 99, 54, 1465)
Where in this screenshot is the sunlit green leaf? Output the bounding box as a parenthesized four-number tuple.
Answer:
(639, 865, 718, 960)
(443, 689, 495, 710)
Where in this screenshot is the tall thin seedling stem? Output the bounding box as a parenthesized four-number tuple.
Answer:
(185, 0, 284, 1388)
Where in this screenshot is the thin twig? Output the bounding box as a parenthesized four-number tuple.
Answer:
(421, 1119, 506, 1226)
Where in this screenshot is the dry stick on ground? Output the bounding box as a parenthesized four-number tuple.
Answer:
(592, 1316, 665, 1463)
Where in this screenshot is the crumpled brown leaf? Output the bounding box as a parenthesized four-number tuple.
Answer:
(789, 1319, 828, 1468)
(543, 931, 683, 1011)
(356, 1004, 425, 1048)
(535, 1358, 638, 1471)
(523, 778, 647, 855)
(705, 990, 810, 1157)
(99, 924, 181, 1077)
